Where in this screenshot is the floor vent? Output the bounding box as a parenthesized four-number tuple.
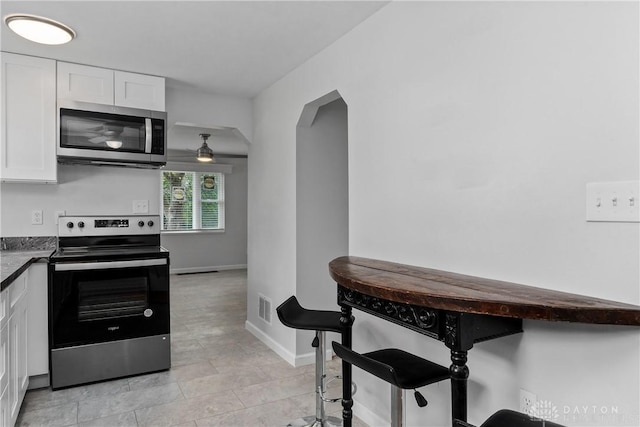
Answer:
(258, 294, 272, 324)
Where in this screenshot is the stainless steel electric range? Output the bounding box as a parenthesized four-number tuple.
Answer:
(48, 215, 170, 389)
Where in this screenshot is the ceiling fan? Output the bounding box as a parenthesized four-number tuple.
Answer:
(168, 124, 249, 162)
(196, 133, 215, 162)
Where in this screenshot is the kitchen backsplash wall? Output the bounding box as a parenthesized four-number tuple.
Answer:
(0, 163, 160, 237)
(0, 236, 56, 251)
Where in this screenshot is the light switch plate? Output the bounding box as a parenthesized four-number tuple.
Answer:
(586, 181, 640, 222)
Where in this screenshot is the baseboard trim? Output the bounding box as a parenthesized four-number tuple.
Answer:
(27, 373, 50, 390)
(170, 264, 247, 275)
(245, 320, 331, 367)
(353, 399, 388, 427)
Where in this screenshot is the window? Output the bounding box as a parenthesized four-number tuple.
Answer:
(161, 171, 224, 231)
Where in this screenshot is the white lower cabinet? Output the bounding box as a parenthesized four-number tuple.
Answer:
(6, 270, 29, 427)
(1, 381, 9, 427)
(26, 263, 48, 384)
(1, 321, 8, 427)
(0, 261, 49, 427)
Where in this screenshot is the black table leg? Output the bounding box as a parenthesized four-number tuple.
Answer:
(340, 304, 354, 427)
(450, 349, 469, 423)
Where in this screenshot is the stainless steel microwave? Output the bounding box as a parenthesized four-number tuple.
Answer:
(58, 100, 167, 168)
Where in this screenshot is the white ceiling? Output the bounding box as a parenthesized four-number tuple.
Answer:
(0, 0, 389, 98)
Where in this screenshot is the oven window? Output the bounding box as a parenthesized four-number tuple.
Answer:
(78, 277, 149, 322)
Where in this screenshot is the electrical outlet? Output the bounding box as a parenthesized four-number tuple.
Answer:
(520, 389, 537, 416)
(31, 210, 43, 225)
(133, 199, 149, 214)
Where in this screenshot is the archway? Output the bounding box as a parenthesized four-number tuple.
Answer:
(295, 91, 349, 356)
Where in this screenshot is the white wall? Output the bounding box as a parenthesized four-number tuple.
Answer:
(166, 85, 253, 146)
(1, 82, 251, 275)
(295, 98, 348, 353)
(249, 2, 639, 426)
(0, 164, 160, 236)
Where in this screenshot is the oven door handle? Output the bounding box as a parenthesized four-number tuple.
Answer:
(55, 258, 167, 271)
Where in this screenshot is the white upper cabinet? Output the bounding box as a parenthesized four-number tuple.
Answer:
(0, 52, 57, 183)
(58, 62, 165, 111)
(57, 62, 114, 104)
(115, 71, 165, 111)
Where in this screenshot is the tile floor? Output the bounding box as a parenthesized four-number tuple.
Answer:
(16, 270, 368, 427)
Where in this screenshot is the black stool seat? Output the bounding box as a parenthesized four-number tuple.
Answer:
(454, 409, 566, 427)
(276, 296, 342, 333)
(332, 342, 450, 389)
(481, 409, 565, 427)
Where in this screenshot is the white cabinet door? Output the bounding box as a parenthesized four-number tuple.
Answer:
(0, 286, 6, 331)
(26, 263, 48, 379)
(7, 272, 28, 427)
(0, 53, 57, 183)
(0, 321, 7, 407)
(58, 62, 166, 111)
(115, 71, 165, 111)
(0, 292, 7, 426)
(57, 62, 114, 105)
(0, 381, 9, 427)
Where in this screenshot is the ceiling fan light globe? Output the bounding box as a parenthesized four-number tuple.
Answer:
(197, 140, 215, 162)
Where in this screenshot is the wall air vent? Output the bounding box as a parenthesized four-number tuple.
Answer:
(258, 294, 272, 324)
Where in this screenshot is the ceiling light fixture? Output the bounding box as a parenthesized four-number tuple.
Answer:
(4, 14, 76, 45)
(197, 133, 215, 162)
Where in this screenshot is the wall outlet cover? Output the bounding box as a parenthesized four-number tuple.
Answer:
(31, 209, 43, 225)
(519, 389, 537, 416)
(133, 199, 149, 214)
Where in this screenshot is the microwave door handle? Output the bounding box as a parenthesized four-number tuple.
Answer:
(145, 118, 152, 153)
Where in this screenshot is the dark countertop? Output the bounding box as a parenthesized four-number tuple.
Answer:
(1, 250, 53, 292)
(329, 256, 640, 326)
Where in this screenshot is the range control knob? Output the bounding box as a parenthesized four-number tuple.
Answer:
(78, 221, 85, 228)
(138, 221, 145, 227)
(66, 222, 74, 229)
(147, 220, 154, 227)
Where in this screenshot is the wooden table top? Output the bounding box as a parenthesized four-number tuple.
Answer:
(329, 256, 640, 326)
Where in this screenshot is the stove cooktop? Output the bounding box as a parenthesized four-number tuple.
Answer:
(50, 245, 169, 262)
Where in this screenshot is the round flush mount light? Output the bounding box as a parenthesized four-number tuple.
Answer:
(4, 14, 76, 45)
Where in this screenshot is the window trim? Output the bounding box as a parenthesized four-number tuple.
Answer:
(160, 169, 225, 232)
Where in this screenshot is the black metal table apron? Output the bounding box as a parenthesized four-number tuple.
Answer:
(337, 286, 522, 427)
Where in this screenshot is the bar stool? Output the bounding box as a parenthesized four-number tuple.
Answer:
(332, 342, 450, 427)
(277, 296, 343, 427)
(454, 409, 566, 427)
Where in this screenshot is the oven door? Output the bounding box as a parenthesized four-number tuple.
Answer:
(49, 257, 169, 349)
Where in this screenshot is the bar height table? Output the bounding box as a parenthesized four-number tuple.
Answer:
(329, 256, 640, 427)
